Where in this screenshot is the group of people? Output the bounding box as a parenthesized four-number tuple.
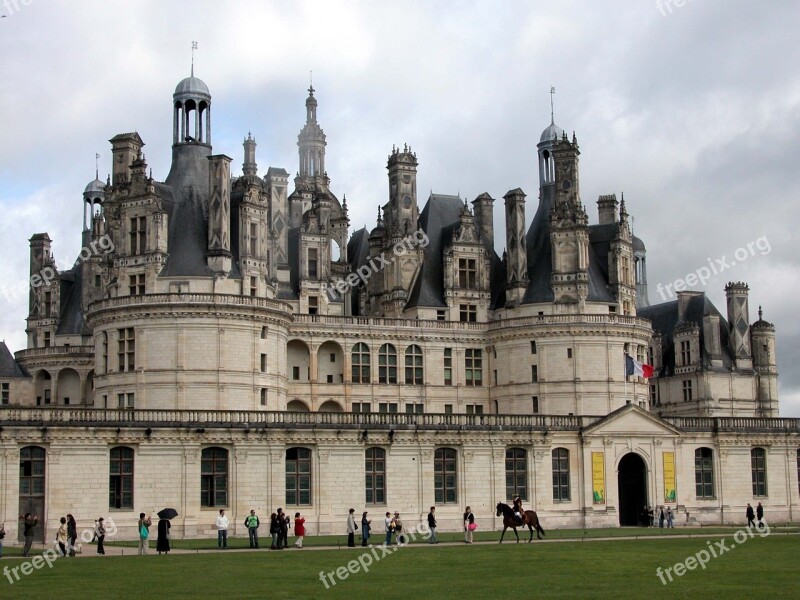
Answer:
(642, 506, 675, 528)
(264, 509, 305, 550)
(352, 506, 476, 547)
(746, 502, 766, 529)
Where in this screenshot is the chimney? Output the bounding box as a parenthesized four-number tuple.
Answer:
(724, 281, 752, 368)
(702, 314, 723, 367)
(471, 193, 494, 249)
(597, 194, 618, 225)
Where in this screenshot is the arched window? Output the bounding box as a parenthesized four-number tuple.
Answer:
(434, 448, 457, 504)
(286, 447, 312, 505)
(378, 344, 397, 384)
(751, 448, 767, 497)
(506, 448, 528, 501)
(201, 447, 228, 507)
(351, 343, 370, 384)
(404, 345, 423, 385)
(694, 447, 714, 498)
(109, 447, 134, 509)
(552, 448, 570, 501)
(365, 448, 386, 505)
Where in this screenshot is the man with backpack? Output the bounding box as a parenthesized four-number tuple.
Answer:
(245, 510, 260, 549)
(138, 512, 152, 555)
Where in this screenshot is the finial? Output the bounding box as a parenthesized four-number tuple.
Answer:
(191, 41, 198, 77)
(308, 70, 315, 97)
(550, 86, 556, 125)
(758, 305, 763, 320)
(95, 153, 100, 179)
(106, 174, 110, 186)
(149, 168, 152, 179)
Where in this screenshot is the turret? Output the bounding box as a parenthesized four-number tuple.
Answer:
(503, 188, 528, 307)
(724, 281, 752, 369)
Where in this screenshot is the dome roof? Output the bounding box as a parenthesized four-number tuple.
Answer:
(540, 122, 563, 143)
(174, 76, 210, 98)
(83, 178, 105, 196)
(633, 235, 646, 252)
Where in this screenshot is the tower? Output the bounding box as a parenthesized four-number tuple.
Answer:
(751, 306, 778, 416)
(385, 144, 419, 237)
(297, 85, 328, 189)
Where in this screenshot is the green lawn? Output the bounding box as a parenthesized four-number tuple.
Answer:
(1, 533, 796, 599)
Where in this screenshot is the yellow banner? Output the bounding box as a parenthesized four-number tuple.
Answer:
(592, 452, 605, 504)
(663, 451, 676, 503)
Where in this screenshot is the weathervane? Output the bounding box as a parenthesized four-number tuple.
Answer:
(550, 86, 556, 125)
(191, 41, 198, 76)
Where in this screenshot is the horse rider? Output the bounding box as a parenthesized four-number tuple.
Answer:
(512, 496, 525, 525)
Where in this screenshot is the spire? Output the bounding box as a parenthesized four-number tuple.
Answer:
(550, 86, 556, 125)
(95, 153, 100, 179)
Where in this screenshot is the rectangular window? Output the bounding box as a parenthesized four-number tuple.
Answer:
(530, 341, 537, 354)
(260, 326, 268, 339)
(531, 365, 538, 383)
(436, 310, 446, 321)
(493, 369, 498, 385)
(459, 304, 477, 322)
(117, 393, 135, 409)
(129, 274, 145, 296)
(308, 296, 318, 315)
(63, 397, 70, 406)
(308, 248, 318, 279)
(458, 258, 477, 288)
(465, 349, 482, 387)
(532, 396, 539, 414)
(680, 340, 691, 365)
(260, 353, 267, 372)
(567, 348, 572, 359)
(352, 402, 371, 413)
(201, 447, 229, 508)
(443, 348, 453, 386)
(751, 449, 768, 497)
(378, 402, 398, 414)
(434, 448, 458, 504)
(330, 353, 336, 363)
(1, 382, 9, 405)
(249, 222, 258, 256)
(552, 448, 571, 501)
(260, 388, 267, 406)
(43, 292, 52, 317)
(117, 328, 135, 372)
(292, 366, 300, 381)
(650, 384, 658, 405)
(129, 216, 146, 255)
(95, 275, 102, 288)
(695, 448, 714, 498)
(444, 404, 453, 414)
(250, 276, 257, 297)
(683, 380, 693, 402)
(43, 332, 51, 347)
(109, 447, 134, 510)
(405, 403, 424, 414)
(466, 404, 484, 415)
(285, 447, 311, 506)
(44, 389, 51, 404)
(365, 447, 386, 505)
(506, 448, 528, 501)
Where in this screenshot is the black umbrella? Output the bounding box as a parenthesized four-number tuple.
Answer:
(157, 508, 178, 520)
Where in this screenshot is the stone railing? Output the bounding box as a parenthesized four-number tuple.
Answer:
(88, 293, 293, 314)
(15, 345, 94, 359)
(488, 314, 652, 330)
(291, 314, 485, 331)
(664, 416, 800, 433)
(0, 407, 591, 431)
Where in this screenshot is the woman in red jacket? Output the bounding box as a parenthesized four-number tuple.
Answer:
(294, 512, 306, 548)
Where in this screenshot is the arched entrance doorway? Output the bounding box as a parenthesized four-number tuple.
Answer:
(617, 453, 647, 526)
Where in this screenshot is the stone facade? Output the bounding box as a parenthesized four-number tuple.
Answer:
(0, 72, 789, 541)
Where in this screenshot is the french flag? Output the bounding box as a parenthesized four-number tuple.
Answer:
(625, 354, 654, 378)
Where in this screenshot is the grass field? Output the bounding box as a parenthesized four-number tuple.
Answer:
(1, 530, 796, 599)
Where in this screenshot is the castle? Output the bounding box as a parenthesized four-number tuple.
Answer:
(0, 72, 794, 539)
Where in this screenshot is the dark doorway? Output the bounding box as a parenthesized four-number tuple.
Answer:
(19, 446, 46, 542)
(617, 453, 647, 526)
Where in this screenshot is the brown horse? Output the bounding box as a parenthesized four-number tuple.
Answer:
(496, 502, 545, 543)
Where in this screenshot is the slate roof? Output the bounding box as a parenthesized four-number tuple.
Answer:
(56, 266, 89, 336)
(638, 293, 734, 375)
(0, 341, 29, 377)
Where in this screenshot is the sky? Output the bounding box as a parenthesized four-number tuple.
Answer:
(0, 0, 798, 415)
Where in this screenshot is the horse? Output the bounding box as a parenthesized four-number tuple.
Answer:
(496, 502, 545, 543)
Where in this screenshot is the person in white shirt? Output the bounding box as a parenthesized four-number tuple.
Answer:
(216, 509, 230, 549)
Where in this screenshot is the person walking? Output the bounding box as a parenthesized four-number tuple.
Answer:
(756, 502, 765, 529)
(361, 511, 371, 547)
(463, 506, 475, 544)
(245, 510, 260, 549)
(66, 514, 78, 556)
(427, 506, 438, 544)
(96, 518, 107, 555)
(20, 514, 38, 557)
(0, 523, 5, 558)
(746, 503, 756, 528)
(216, 509, 229, 549)
(666, 507, 674, 528)
(346, 508, 358, 547)
(138, 512, 152, 555)
(294, 512, 305, 548)
(157, 518, 171, 554)
(269, 513, 279, 550)
(394, 512, 406, 545)
(276, 508, 288, 549)
(384, 512, 393, 546)
(658, 506, 665, 529)
(56, 517, 68, 557)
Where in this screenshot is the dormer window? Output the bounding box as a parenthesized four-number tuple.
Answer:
(458, 258, 477, 288)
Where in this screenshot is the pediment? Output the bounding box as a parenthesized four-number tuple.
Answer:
(583, 405, 681, 437)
